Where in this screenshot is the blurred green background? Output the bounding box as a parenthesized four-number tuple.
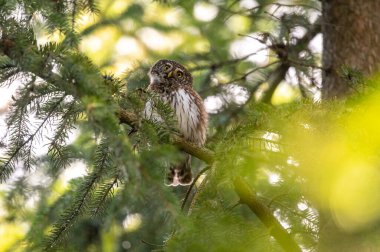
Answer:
(2, 0, 380, 251)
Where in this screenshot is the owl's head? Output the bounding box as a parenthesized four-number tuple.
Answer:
(149, 59, 192, 90)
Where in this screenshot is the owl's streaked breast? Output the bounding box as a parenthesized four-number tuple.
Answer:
(169, 88, 206, 145)
(144, 87, 207, 146)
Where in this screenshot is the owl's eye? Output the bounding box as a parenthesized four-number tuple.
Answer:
(163, 65, 171, 71)
(176, 71, 183, 78)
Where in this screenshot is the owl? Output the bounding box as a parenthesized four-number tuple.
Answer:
(144, 59, 207, 186)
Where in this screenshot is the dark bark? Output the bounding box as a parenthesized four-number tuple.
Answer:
(322, 0, 380, 98)
(320, 1, 380, 249)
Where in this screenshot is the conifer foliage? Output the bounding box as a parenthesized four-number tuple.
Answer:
(1, 0, 380, 251)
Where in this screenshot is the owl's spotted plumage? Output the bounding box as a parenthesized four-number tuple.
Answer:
(144, 59, 207, 186)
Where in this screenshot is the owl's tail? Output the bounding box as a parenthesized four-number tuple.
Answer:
(166, 153, 193, 186)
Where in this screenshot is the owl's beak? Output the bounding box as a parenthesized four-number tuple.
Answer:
(167, 71, 173, 78)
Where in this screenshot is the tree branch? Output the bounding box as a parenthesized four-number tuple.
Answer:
(1, 34, 215, 167)
(117, 108, 215, 165)
(233, 176, 302, 252)
(171, 136, 214, 164)
(261, 16, 322, 103)
(0, 95, 66, 181)
(261, 63, 289, 103)
(117, 108, 139, 126)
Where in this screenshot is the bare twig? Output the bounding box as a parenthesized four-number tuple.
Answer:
(246, 2, 321, 14)
(260, 16, 322, 103)
(181, 166, 211, 211)
(287, 58, 326, 71)
(222, 60, 280, 86)
(221, 2, 320, 22)
(189, 49, 268, 72)
(141, 239, 165, 247)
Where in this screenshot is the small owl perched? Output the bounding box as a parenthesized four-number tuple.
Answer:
(144, 59, 207, 186)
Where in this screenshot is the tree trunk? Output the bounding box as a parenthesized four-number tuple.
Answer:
(322, 0, 380, 98)
(320, 0, 380, 250)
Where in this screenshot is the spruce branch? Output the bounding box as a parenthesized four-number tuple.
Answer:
(171, 136, 214, 164)
(45, 139, 112, 249)
(118, 108, 139, 127)
(117, 108, 215, 165)
(47, 99, 80, 173)
(71, 0, 77, 31)
(91, 175, 119, 216)
(0, 95, 66, 181)
(1, 33, 216, 167)
(233, 176, 302, 252)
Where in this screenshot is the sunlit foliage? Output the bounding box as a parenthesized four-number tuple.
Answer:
(1, 0, 379, 251)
